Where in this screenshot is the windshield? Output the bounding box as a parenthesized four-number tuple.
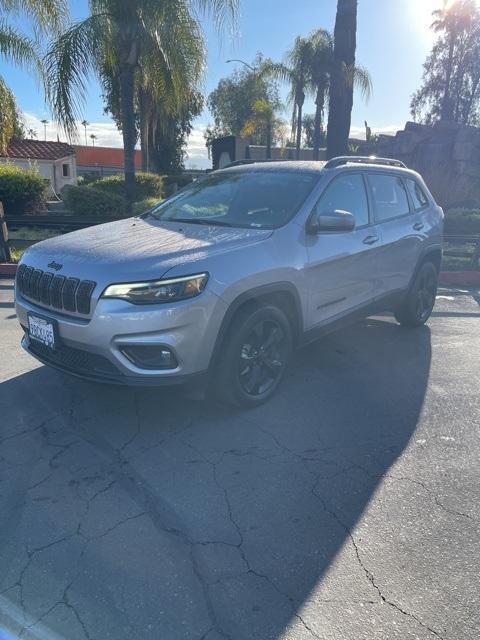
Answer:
(147, 170, 320, 229)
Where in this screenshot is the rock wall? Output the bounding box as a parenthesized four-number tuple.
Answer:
(359, 121, 480, 209)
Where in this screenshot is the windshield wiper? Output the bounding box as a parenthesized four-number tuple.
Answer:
(170, 218, 235, 228)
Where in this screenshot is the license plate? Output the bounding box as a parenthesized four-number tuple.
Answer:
(28, 314, 57, 350)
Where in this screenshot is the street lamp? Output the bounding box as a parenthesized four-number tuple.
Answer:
(226, 59, 256, 74)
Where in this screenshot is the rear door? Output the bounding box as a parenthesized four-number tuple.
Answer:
(305, 172, 383, 329)
(366, 172, 422, 297)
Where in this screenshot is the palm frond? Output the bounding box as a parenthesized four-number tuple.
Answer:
(0, 22, 40, 70)
(343, 63, 373, 102)
(0, 0, 68, 34)
(45, 13, 109, 137)
(189, 0, 238, 34)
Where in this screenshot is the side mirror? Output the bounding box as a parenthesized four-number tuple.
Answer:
(307, 209, 356, 235)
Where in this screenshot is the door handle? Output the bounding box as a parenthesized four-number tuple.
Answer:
(413, 222, 425, 231)
(363, 235, 379, 245)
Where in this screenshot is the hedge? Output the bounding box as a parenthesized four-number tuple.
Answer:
(444, 208, 480, 235)
(0, 164, 47, 215)
(64, 185, 128, 218)
(88, 172, 165, 201)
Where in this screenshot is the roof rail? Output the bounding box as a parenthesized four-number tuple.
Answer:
(324, 156, 407, 169)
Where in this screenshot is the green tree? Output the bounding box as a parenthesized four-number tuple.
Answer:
(0, 0, 67, 152)
(46, 0, 237, 206)
(206, 55, 281, 147)
(412, 0, 480, 125)
(327, 0, 358, 159)
(241, 99, 284, 159)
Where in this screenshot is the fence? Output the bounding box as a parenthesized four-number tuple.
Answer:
(4, 215, 480, 271)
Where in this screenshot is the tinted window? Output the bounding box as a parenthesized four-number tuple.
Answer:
(369, 173, 410, 221)
(148, 171, 319, 229)
(314, 173, 369, 227)
(406, 179, 428, 210)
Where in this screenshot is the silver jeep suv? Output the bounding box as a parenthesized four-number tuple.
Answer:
(15, 157, 443, 406)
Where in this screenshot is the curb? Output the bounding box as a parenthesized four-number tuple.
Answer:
(0, 263, 17, 277)
(439, 271, 480, 287)
(1, 262, 479, 287)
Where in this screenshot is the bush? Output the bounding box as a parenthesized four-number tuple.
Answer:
(444, 208, 480, 235)
(0, 163, 47, 216)
(64, 185, 128, 218)
(89, 172, 165, 201)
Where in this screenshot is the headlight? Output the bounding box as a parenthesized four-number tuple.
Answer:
(102, 273, 209, 305)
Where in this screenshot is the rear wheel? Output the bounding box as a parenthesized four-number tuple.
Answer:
(215, 305, 292, 408)
(394, 261, 438, 327)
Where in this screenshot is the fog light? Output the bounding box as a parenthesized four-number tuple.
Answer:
(120, 345, 178, 370)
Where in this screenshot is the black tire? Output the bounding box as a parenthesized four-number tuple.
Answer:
(215, 304, 293, 408)
(394, 261, 438, 327)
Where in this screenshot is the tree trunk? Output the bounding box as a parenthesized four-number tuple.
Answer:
(313, 86, 325, 161)
(119, 65, 137, 207)
(139, 88, 148, 172)
(295, 92, 305, 160)
(327, 0, 358, 159)
(266, 121, 272, 159)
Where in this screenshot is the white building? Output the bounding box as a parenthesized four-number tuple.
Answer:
(0, 139, 77, 196)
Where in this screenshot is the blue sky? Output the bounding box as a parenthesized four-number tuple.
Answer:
(2, 0, 442, 167)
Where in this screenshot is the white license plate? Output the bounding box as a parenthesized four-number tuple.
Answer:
(28, 315, 56, 350)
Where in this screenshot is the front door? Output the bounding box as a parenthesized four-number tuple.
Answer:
(305, 172, 383, 329)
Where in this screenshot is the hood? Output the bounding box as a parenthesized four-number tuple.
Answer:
(23, 217, 273, 282)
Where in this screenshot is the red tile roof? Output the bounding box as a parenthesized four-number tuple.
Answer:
(74, 145, 142, 169)
(1, 138, 74, 160)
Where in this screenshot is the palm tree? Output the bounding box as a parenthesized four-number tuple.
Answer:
(46, 0, 237, 206)
(27, 127, 38, 138)
(0, 0, 67, 152)
(265, 37, 313, 159)
(327, 0, 358, 159)
(308, 29, 333, 160)
(81, 119, 89, 145)
(89, 133, 97, 146)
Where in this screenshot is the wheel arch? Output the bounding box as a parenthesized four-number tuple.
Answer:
(208, 282, 303, 372)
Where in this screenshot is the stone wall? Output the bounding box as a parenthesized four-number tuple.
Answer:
(359, 121, 480, 209)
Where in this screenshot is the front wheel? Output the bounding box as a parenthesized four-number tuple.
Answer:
(394, 261, 438, 327)
(215, 305, 292, 408)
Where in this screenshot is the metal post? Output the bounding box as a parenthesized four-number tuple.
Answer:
(0, 202, 11, 263)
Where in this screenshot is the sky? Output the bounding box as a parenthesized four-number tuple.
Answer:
(1, 0, 446, 169)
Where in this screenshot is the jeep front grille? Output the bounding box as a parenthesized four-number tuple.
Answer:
(16, 264, 96, 315)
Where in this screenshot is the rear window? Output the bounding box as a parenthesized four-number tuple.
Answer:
(406, 179, 428, 210)
(368, 173, 410, 222)
(148, 170, 319, 229)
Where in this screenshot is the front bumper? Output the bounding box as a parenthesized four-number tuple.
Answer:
(15, 289, 227, 384)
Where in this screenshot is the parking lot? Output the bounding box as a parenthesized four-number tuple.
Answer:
(0, 278, 479, 640)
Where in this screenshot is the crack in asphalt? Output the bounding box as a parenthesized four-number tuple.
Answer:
(311, 484, 446, 640)
(0, 420, 46, 445)
(350, 463, 476, 524)
(182, 440, 321, 639)
(247, 422, 448, 640)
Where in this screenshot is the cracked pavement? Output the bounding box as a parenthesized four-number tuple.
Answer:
(1, 279, 479, 639)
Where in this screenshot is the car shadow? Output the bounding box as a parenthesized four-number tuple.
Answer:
(0, 316, 431, 640)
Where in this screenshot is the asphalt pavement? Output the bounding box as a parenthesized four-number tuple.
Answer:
(0, 279, 479, 640)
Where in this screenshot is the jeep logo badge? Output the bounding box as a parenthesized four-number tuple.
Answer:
(48, 261, 63, 271)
